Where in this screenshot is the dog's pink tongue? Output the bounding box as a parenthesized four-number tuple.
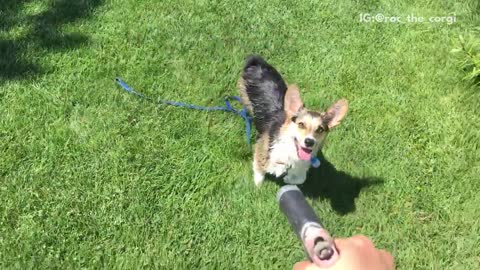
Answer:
(298, 147, 312, 161)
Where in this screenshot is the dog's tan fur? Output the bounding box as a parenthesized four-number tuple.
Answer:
(253, 132, 270, 173)
(237, 78, 253, 115)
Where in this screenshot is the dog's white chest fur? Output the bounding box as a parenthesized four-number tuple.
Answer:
(266, 134, 310, 184)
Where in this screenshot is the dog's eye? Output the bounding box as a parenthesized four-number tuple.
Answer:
(291, 116, 297, 122)
(298, 122, 306, 129)
(316, 127, 324, 133)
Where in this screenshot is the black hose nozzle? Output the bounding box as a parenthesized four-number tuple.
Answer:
(277, 185, 339, 267)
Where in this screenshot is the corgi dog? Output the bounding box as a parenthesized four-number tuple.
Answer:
(238, 55, 348, 186)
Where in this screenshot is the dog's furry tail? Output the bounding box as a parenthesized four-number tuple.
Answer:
(239, 55, 287, 135)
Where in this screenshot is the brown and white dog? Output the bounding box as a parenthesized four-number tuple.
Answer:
(238, 55, 348, 186)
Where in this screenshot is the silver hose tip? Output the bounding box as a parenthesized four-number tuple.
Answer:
(314, 241, 334, 260)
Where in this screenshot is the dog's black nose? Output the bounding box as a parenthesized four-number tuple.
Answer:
(304, 138, 315, 147)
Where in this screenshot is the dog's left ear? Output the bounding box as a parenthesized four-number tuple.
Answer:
(324, 99, 348, 129)
(285, 84, 304, 116)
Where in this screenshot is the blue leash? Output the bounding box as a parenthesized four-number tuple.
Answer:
(115, 77, 252, 144)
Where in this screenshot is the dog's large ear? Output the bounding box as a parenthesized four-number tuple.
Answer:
(324, 99, 348, 129)
(285, 84, 304, 116)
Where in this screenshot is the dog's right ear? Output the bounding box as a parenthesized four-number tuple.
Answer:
(285, 84, 304, 117)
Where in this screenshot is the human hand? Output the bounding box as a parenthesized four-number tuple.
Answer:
(293, 235, 394, 270)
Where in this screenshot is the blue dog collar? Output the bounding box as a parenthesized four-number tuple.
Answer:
(310, 157, 321, 168)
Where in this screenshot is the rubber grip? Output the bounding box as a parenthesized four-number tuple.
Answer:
(277, 185, 323, 236)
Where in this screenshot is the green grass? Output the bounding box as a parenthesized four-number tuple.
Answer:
(452, 28, 480, 84)
(1, 0, 479, 269)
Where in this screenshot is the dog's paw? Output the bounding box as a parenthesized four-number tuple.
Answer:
(272, 165, 288, 178)
(284, 174, 306, 185)
(253, 171, 265, 187)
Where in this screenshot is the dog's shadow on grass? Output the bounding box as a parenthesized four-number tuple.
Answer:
(271, 152, 384, 215)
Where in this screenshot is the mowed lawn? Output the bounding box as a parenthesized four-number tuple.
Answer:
(1, 0, 479, 269)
